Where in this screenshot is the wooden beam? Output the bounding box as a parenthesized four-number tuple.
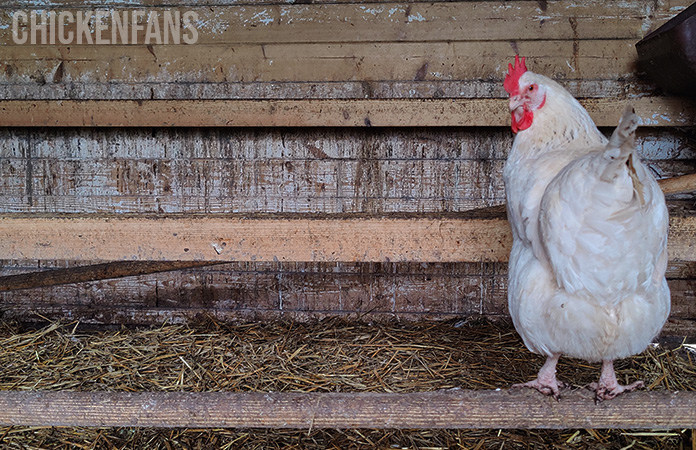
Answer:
(0, 213, 695, 263)
(0, 97, 693, 127)
(658, 173, 696, 196)
(4, 304, 695, 336)
(0, 261, 222, 292)
(0, 390, 694, 429)
(0, 1, 688, 45)
(0, 214, 512, 263)
(1, 171, 691, 290)
(0, 41, 648, 86)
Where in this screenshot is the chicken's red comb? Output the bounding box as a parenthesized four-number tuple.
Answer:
(504, 55, 527, 95)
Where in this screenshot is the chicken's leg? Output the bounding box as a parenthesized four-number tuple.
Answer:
(513, 353, 565, 399)
(591, 360, 644, 401)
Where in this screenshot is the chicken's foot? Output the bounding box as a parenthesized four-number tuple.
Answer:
(512, 354, 566, 399)
(590, 359, 644, 401)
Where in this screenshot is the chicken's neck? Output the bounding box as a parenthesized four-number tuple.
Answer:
(510, 103, 607, 161)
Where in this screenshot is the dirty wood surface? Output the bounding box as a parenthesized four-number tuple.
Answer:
(0, 214, 513, 262)
(0, 389, 694, 429)
(1, 211, 696, 263)
(1, 97, 694, 127)
(0, 1, 691, 103)
(1, 127, 692, 215)
(1, 210, 695, 335)
(0, 260, 220, 292)
(1, 259, 694, 336)
(0, 2, 686, 45)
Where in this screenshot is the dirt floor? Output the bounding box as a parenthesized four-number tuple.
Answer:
(0, 317, 693, 449)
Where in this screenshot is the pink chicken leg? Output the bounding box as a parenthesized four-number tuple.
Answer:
(590, 360, 644, 401)
(513, 354, 565, 399)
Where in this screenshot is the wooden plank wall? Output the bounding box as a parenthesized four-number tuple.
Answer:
(0, 1, 695, 333)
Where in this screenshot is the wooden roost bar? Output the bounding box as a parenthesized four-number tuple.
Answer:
(0, 0, 696, 441)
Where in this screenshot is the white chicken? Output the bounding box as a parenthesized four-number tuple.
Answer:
(502, 55, 670, 400)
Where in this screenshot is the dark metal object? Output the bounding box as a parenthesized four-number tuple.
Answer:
(636, 2, 696, 96)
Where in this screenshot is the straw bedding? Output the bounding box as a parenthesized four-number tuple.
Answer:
(0, 317, 693, 449)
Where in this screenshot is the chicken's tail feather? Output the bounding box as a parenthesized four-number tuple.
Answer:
(607, 105, 639, 156)
(601, 105, 646, 205)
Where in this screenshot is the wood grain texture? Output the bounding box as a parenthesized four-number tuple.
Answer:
(0, 0, 689, 104)
(0, 80, 662, 101)
(657, 173, 696, 196)
(0, 214, 512, 263)
(0, 1, 687, 45)
(0, 260, 221, 292)
(3, 259, 695, 333)
(0, 0, 688, 9)
(0, 212, 695, 263)
(1, 97, 694, 127)
(0, 41, 645, 84)
(2, 170, 695, 290)
(2, 269, 694, 335)
(1, 127, 691, 215)
(0, 389, 694, 429)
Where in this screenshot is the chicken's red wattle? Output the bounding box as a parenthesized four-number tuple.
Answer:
(511, 110, 533, 133)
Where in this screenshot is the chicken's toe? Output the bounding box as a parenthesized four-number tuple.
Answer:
(512, 378, 565, 399)
(513, 354, 565, 399)
(590, 380, 644, 401)
(590, 360, 644, 401)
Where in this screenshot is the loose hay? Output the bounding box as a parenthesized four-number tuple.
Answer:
(0, 317, 693, 449)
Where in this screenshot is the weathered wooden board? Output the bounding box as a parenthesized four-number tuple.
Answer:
(658, 173, 696, 196)
(1, 127, 692, 215)
(0, 79, 664, 101)
(0, 1, 691, 103)
(1, 97, 694, 127)
(1, 259, 693, 333)
(0, 260, 220, 292)
(8, 127, 690, 160)
(0, 260, 504, 326)
(0, 41, 648, 84)
(0, 2, 687, 45)
(1, 213, 695, 263)
(0, 215, 512, 262)
(0, 0, 689, 9)
(0, 390, 694, 429)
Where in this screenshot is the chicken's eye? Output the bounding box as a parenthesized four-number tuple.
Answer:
(528, 85, 536, 92)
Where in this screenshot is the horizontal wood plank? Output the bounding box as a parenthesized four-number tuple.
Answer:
(0, 213, 695, 263)
(0, 41, 646, 85)
(0, 260, 220, 292)
(0, 1, 688, 45)
(0, 2, 688, 104)
(0, 80, 661, 101)
(0, 389, 694, 429)
(0, 215, 512, 263)
(1, 97, 694, 127)
(0, 0, 688, 9)
(4, 303, 696, 336)
(2, 127, 691, 216)
(2, 270, 694, 336)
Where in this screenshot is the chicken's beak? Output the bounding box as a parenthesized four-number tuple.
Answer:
(509, 95, 525, 112)
(509, 96, 526, 122)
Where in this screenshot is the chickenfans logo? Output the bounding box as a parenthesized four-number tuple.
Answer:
(11, 10, 199, 45)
